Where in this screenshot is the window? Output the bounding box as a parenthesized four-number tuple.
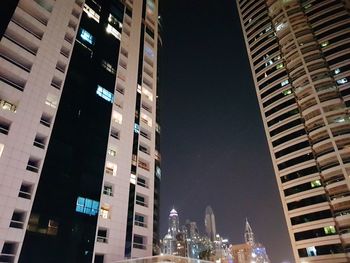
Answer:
(0, 143, 4, 158)
(0, 100, 16, 112)
(337, 78, 348, 85)
(144, 46, 154, 58)
(0, 117, 11, 135)
(79, 28, 94, 45)
(283, 89, 292, 96)
(306, 246, 317, 257)
(334, 68, 340, 75)
(10, 210, 26, 229)
(105, 162, 117, 176)
(18, 182, 33, 199)
(107, 148, 116, 156)
(96, 85, 114, 103)
(0, 242, 18, 262)
(106, 24, 121, 40)
(135, 214, 146, 227)
(112, 111, 122, 124)
(83, 4, 100, 22)
(97, 228, 108, 243)
(276, 63, 284, 69)
(134, 123, 140, 134)
(142, 88, 153, 101)
(103, 184, 113, 196)
(324, 226, 336, 235)
(320, 41, 329, 47)
(45, 93, 58, 108)
(311, 180, 322, 188)
(75, 197, 99, 216)
(26, 157, 40, 173)
(133, 235, 146, 249)
(101, 60, 116, 74)
(141, 113, 152, 127)
(100, 204, 110, 219)
(136, 195, 147, 207)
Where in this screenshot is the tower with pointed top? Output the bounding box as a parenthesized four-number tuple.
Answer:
(205, 206, 217, 242)
(244, 219, 255, 245)
(169, 208, 180, 237)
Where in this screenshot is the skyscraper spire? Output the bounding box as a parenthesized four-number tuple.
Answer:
(169, 207, 179, 237)
(244, 218, 255, 245)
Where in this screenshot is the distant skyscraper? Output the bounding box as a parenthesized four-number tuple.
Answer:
(237, 0, 350, 262)
(204, 206, 217, 242)
(169, 208, 180, 237)
(244, 219, 254, 245)
(0, 0, 161, 262)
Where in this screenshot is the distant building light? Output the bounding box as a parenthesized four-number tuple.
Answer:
(337, 78, 348, 85)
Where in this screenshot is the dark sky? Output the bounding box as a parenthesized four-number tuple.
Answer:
(158, 1, 294, 263)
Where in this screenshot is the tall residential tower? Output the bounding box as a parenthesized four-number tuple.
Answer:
(237, 0, 350, 262)
(0, 0, 161, 262)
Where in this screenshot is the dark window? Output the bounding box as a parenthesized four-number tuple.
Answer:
(252, 39, 278, 59)
(265, 98, 296, 117)
(275, 141, 310, 158)
(281, 166, 319, 183)
(313, 14, 349, 32)
(278, 153, 313, 170)
(291, 210, 332, 225)
(267, 108, 299, 127)
(259, 71, 287, 90)
(253, 46, 279, 66)
(284, 178, 322, 196)
(269, 119, 303, 137)
(287, 194, 327, 210)
(272, 128, 306, 147)
(294, 227, 337, 241)
(316, 22, 350, 40)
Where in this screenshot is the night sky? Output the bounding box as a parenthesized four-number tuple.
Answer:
(158, 1, 294, 263)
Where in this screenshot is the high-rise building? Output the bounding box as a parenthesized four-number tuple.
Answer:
(236, 0, 350, 262)
(0, 0, 161, 262)
(169, 208, 180, 237)
(204, 206, 216, 242)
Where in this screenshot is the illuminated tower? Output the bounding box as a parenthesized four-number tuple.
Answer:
(244, 219, 254, 245)
(169, 208, 180, 237)
(237, 0, 350, 262)
(204, 206, 217, 242)
(0, 0, 161, 262)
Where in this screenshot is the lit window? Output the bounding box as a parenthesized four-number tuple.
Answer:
(276, 22, 287, 32)
(144, 46, 154, 58)
(321, 41, 329, 47)
(83, 4, 100, 22)
(324, 226, 336, 235)
(134, 123, 140, 134)
(146, 0, 155, 15)
(337, 78, 348, 85)
(156, 166, 161, 179)
(96, 85, 114, 103)
(265, 60, 273, 67)
(45, 93, 58, 108)
(141, 113, 152, 127)
(106, 24, 121, 40)
(0, 143, 4, 158)
(283, 89, 292, 96)
(107, 148, 116, 156)
(304, 3, 312, 9)
(306, 246, 317, 257)
(76, 197, 99, 216)
(112, 111, 122, 124)
(101, 60, 116, 74)
(281, 79, 289, 87)
(105, 162, 117, 176)
(0, 100, 16, 112)
(311, 180, 321, 188)
(100, 204, 110, 219)
(130, 174, 137, 184)
(276, 63, 284, 69)
(108, 14, 122, 29)
(80, 29, 94, 45)
(334, 69, 340, 75)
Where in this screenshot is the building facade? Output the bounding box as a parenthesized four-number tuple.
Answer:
(204, 206, 216, 242)
(236, 0, 350, 262)
(0, 0, 161, 262)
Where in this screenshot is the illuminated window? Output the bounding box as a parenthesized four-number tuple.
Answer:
(101, 60, 116, 74)
(105, 162, 117, 176)
(45, 93, 58, 108)
(107, 148, 116, 156)
(141, 113, 152, 127)
(283, 89, 292, 96)
(142, 88, 153, 101)
(0, 100, 16, 112)
(334, 68, 340, 75)
(306, 246, 317, 257)
(80, 29, 94, 45)
(96, 85, 114, 103)
(321, 41, 329, 47)
(83, 4, 100, 22)
(100, 204, 110, 219)
(0, 143, 4, 158)
(134, 123, 140, 134)
(281, 79, 289, 87)
(112, 111, 122, 124)
(146, 0, 155, 15)
(76, 197, 99, 216)
(311, 180, 322, 188)
(324, 226, 336, 235)
(276, 22, 287, 32)
(108, 14, 122, 29)
(276, 63, 284, 69)
(144, 46, 154, 58)
(337, 78, 348, 85)
(106, 24, 121, 40)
